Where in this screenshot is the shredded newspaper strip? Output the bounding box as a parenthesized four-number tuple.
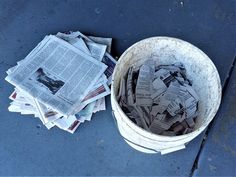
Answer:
(6, 31, 116, 133)
(118, 61, 199, 136)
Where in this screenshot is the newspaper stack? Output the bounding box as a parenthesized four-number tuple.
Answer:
(117, 61, 199, 136)
(6, 31, 117, 133)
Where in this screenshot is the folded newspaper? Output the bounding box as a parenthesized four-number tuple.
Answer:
(117, 61, 199, 136)
(6, 31, 117, 133)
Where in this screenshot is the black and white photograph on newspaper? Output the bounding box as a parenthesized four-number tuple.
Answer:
(29, 67, 65, 95)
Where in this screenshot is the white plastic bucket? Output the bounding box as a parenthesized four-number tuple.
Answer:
(111, 37, 222, 154)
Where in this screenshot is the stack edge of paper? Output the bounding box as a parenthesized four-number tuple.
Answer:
(6, 31, 116, 133)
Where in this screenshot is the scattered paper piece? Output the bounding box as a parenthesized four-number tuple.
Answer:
(135, 64, 153, 106)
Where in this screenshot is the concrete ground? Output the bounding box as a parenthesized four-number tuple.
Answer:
(0, 0, 235, 176)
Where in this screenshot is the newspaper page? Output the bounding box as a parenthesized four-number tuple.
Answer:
(86, 41, 107, 61)
(75, 101, 96, 122)
(57, 32, 109, 91)
(67, 37, 91, 55)
(88, 36, 112, 53)
(56, 32, 107, 61)
(34, 99, 60, 123)
(6, 35, 107, 116)
(82, 83, 110, 103)
(93, 97, 106, 113)
(10, 89, 56, 124)
(53, 115, 80, 133)
(59, 31, 117, 85)
(75, 82, 110, 112)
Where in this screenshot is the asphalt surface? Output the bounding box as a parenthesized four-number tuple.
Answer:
(0, 0, 235, 176)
